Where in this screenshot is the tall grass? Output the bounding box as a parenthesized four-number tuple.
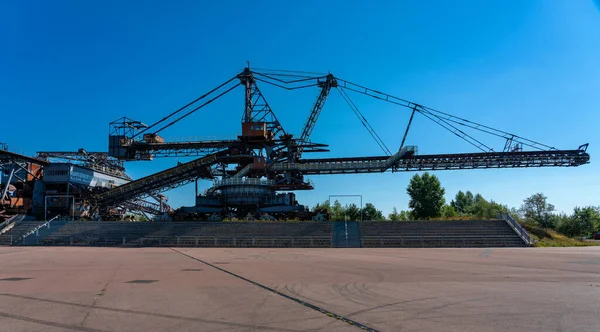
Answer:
(521, 222, 600, 247)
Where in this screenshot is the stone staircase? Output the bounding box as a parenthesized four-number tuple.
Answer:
(21, 221, 68, 245)
(4, 219, 530, 248)
(360, 220, 529, 248)
(39, 221, 333, 248)
(0, 216, 44, 245)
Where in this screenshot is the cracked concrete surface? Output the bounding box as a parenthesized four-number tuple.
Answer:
(0, 247, 599, 332)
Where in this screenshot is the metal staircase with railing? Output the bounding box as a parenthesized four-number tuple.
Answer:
(498, 213, 532, 246)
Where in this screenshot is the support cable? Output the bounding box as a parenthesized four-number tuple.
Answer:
(252, 72, 327, 83)
(153, 84, 240, 134)
(253, 77, 319, 91)
(418, 107, 555, 151)
(336, 87, 392, 155)
(337, 78, 556, 151)
(135, 75, 239, 138)
(416, 109, 492, 152)
(250, 68, 327, 76)
(252, 72, 322, 79)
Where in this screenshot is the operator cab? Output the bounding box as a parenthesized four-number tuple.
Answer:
(240, 122, 273, 141)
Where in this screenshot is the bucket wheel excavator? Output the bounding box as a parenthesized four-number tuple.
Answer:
(90, 67, 589, 220)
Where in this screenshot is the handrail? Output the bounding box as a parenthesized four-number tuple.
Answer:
(214, 178, 274, 186)
(0, 214, 26, 234)
(498, 213, 532, 245)
(361, 235, 512, 239)
(45, 235, 332, 246)
(0, 219, 9, 230)
(132, 235, 332, 240)
(0, 221, 16, 235)
(20, 215, 61, 242)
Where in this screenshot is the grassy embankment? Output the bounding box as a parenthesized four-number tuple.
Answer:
(521, 222, 600, 247)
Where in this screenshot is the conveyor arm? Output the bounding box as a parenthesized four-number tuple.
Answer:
(294, 148, 589, 175)
(95, 153, 220, 205)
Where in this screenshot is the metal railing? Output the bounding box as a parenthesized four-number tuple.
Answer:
(41, 235, 332, 247)
(498, 213, 532, 245)
(0, 214, 26, 234)
(0, 219, 9, 231)
(362, 234, 524, 247)
(0, 221, 16, 235)
(163, 136, 227, 143)
(214, 178, 275, 187)
(20, 215, 61, 244)
(0, 235, 13, 245)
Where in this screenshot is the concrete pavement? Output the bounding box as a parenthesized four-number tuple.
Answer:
(1, 246, 599, 331)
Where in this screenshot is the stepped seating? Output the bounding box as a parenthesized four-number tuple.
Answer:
(40, 221, 333, 248)
(332, 221, 362, 248)
(23, 219, 527, 248)
(20, 221, 68, 245)
(0, 219, 47, 245)
(0, 235, 14, 245)
(360, 220, 527, 248)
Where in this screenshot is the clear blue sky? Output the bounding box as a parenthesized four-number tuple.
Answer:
(1, 0, 599, 215)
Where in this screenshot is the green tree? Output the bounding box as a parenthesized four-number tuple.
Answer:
(520, 193, 555, 228)
(312, 200, 330, 213)
(345, 203, 361, 221)
(549, 213, 571, 234)
(473, 193, 485, 205)
(465, 191, 474, 207)
(361, 203, 384, 221)
(389, 208, 412, 221)
(465, 195, 509, 219)
(509, 207, 521, 221)
(330, 200, 344, 221)
(406, 172, 446, 219)
(388, 207, 401, 221)
(398, 210, 412, 221)
(486, 200, 509, 219)
(557, 207, 600, 237)
(450, 190, 475, 214)
(441, 205, 459, 218)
